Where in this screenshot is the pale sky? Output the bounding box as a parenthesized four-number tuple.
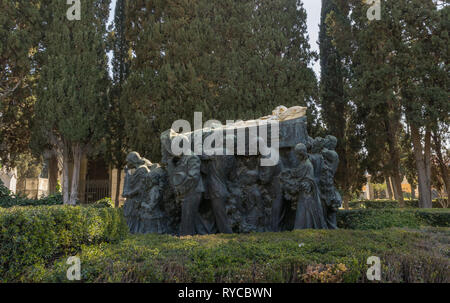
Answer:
(302, 0, 322, 76)
(108, 0, 322, 76)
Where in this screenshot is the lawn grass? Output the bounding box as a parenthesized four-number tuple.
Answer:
(32, 227, 449, 283)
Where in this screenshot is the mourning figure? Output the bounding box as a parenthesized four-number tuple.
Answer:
(280, 143, 328, 229)
(123, 152, 148, 233)
(123, 152, 168, 234)
(319, 135, 342, 229)
(309, 137, 325, 182)
(139, 164, 169, 234)
(201, 151, 234, 234)
(162, 131, 205, 236)
(258, 152, 284, 232)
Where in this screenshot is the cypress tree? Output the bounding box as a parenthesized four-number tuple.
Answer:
(34, 0, 111, 205)
(397, 0, 449, 208)
(0, 1, 42, 167)
(106, 0, 130, 207)
(327, 0, 406, 206)
(319, 0, 366, 207)
(328, 0, 449, 208)
(122, 0, 318, 161)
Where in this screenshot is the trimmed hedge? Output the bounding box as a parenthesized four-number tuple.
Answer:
(0, 180, 63, 208)
(0, 205, 128, 282)
(348, 199, 446, 209)
(0, 193, 64, 208)
(37, 228, 449, 283)
(337, 209, 450, 230)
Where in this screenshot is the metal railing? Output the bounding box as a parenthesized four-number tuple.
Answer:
(84, 179, 110, 203)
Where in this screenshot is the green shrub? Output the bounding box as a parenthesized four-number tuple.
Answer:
(0, 193, 64, 208)
(91, 197, 114, 208)
(0, 180, 63, 208)
(37, 228, 449, 283)
(0, 205, 129, 282)
(0, 180, 11, 199)
(348, 199, 444, 209)
(415, 209, 450, 227)
(337, 209, 450, 230)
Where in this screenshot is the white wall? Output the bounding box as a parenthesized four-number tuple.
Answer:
(0, 168, 17, 194)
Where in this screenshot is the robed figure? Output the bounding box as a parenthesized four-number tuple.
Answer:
(280, 143, 328, 229)
(123, 152, 151, 233)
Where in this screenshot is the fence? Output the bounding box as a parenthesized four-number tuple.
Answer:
(84, 179, 110, 204)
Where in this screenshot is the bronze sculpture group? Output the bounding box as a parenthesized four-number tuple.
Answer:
(122, 111, 342, 235)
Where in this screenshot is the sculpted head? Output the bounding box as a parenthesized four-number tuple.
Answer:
(311, 137, 324, 153)
(126, 152, 145, 169)
(324, 135, 337, 150)
(294, 143, 308, 162)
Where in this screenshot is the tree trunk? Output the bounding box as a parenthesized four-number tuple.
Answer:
(386, 177, 393, 199)
(411, 125, 432, 208)
(69, 144, 83, 205)
(433, 133, 450, 200)
(392, 168, 404, 206)
(62, 145, 70, 204)
(390, 174, 400, 201)
(424, 129, 432, 197)
(411, 184, 416, 200)
(343, 193, 350, 210)
(386, 119, 404, 207)
(48, 153, 60, 194)
(115, 168, 122, 208)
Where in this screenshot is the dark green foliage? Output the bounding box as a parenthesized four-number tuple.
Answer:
(105, 0, 130, 207)
(0, 205, 128, 282)
(337, 209, 450, 230)
(0, 1, 42, 167)
(34, 0, 111, 144)
(32, 0, 111, 204)
(415, 210, 450, 228)
(123, 0, 318, 161)
(0, 193, 63, 209)
(0, 180, 63, 208)
(327, 0, 449, 208)
(348, 200, 445, 209)
(105, 0, 129, 166)
(91, 197, 114, 208)
(319, 0, 365, 203)
(348, 200, 400, 209)
(0, 179, 10, 199)
(32, 228, 449, 283)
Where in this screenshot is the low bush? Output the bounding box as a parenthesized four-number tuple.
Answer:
(337, 209, 450, 230)
(0, 180, 63, 208)
(36, 228, 449, 283)
(0, 193, 64, 208)
(90, 197, 114, 208)
(348, 199, 445, 209)
(0, 205, 128, 282)
(0, 179, 11, 199)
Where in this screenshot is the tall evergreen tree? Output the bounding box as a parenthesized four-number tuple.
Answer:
(328, 0, 408, 206)
(397, 1, 449, 208)
(328, 0, 449, 208)
(122, 0, 318, 161)
(106, 0, 130, 207)
(0, 1, 42, 167)
(319, 0, 365, 208)
(34, 0, 111, 205)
